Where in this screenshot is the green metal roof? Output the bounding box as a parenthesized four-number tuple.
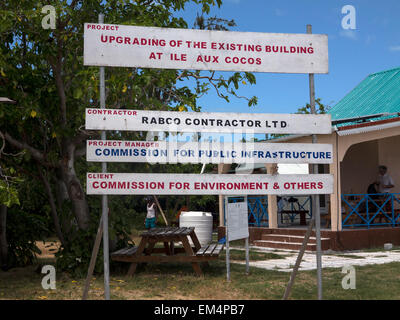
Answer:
(267, 67, 400, 141)
(329, 67, 400, 124)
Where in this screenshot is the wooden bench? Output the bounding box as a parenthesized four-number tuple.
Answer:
(112, 246, 138, 258)
(111, 227, 224, 276)
(195, 243, 224, 258)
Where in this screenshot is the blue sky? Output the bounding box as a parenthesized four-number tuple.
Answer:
(177, 0, 400, 116)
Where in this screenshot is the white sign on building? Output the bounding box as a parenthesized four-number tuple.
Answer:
(227, 202, 249, 241)
(85, 108, 332, 135)
(86, 140, 333, 164)
(86, 173, 334, 195)
(84, 24, 328, 74)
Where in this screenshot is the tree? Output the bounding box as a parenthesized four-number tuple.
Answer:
(266, 98, 331, 140)
(0, 0, 257, 269)
(296, 98, 331, 114)
(0, 98, 22, 270)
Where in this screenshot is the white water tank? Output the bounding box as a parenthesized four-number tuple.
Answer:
(179, 211, 213, 246)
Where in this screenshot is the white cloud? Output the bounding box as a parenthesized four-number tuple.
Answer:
(389, 45, 400, 52)
(339, 29, 358, 40)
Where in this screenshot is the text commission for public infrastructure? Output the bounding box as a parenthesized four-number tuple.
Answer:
(93, 148, 332, 160)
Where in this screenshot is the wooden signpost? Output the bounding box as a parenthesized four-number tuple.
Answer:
(83, 19, 330, 300)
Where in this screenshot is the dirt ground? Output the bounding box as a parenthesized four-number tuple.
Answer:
(35, 241, 61, 259)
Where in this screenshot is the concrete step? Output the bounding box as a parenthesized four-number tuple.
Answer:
(253, 240, 317, 251)
(263, 228, 332, 238)
(261, 234, 330, 244)
(254, 239, 330, 251)
(269, 228, 310, 236)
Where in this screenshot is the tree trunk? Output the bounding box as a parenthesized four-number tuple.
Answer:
(185, 195, 190, 210)
(60, 142, 90, 230)
(37, 164, 65, 246)
(54, 172, 73, 237)
(0, 204, 8, 270)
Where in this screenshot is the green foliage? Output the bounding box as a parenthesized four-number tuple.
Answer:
(55, 206, 135, 277)
(0, 0, 257, 274)
(2, 172, 54, 268)
(267, 98, 331, 140)
(6, 208, 48, 267)
(194, 14, 235, 31)
(0, 0, 256, 152)
(0, 180, 20, 207)
(55, 225, 102, 277)
(296, 98, 331, 114)
(0, 155, 23, 207)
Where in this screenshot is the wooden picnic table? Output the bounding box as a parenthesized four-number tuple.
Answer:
(111, 227, 224, 276)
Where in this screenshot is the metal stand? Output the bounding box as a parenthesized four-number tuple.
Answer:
(244, 195, 249, 275)
(307, 24, 323, 300)
(99, 13, 110, 301)
(282, 24, 323, 301)
(245, 237, 249, 275)
(224, 196, 231, 281)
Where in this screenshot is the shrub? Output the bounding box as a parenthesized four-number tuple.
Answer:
(6, 208, 48, 267)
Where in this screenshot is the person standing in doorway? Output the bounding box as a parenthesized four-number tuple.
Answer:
(375, 165, 395, 194)
(375, 165, 395, 220)
(145, 198, 157, 229)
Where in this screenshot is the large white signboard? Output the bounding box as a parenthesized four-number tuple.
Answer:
(84, 24, 328, 74)
(85, 109, 332, 135)
(86, 173, 333, 195)
(86, 140, 333, 164)
(227, 202, 249, 241)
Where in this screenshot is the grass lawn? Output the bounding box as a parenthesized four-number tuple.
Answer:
(1, 251, 400, 300)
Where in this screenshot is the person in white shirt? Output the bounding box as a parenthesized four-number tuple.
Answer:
(145, 198, 157, 229)
(375, 165, 395, 194)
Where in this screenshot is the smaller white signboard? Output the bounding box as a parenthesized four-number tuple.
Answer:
(227, 202, 249, 241)
(85, 108, 332, 135)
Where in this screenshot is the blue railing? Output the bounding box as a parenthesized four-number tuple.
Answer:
(341, 193, 400, 228)
(225, 196, 269, 227)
